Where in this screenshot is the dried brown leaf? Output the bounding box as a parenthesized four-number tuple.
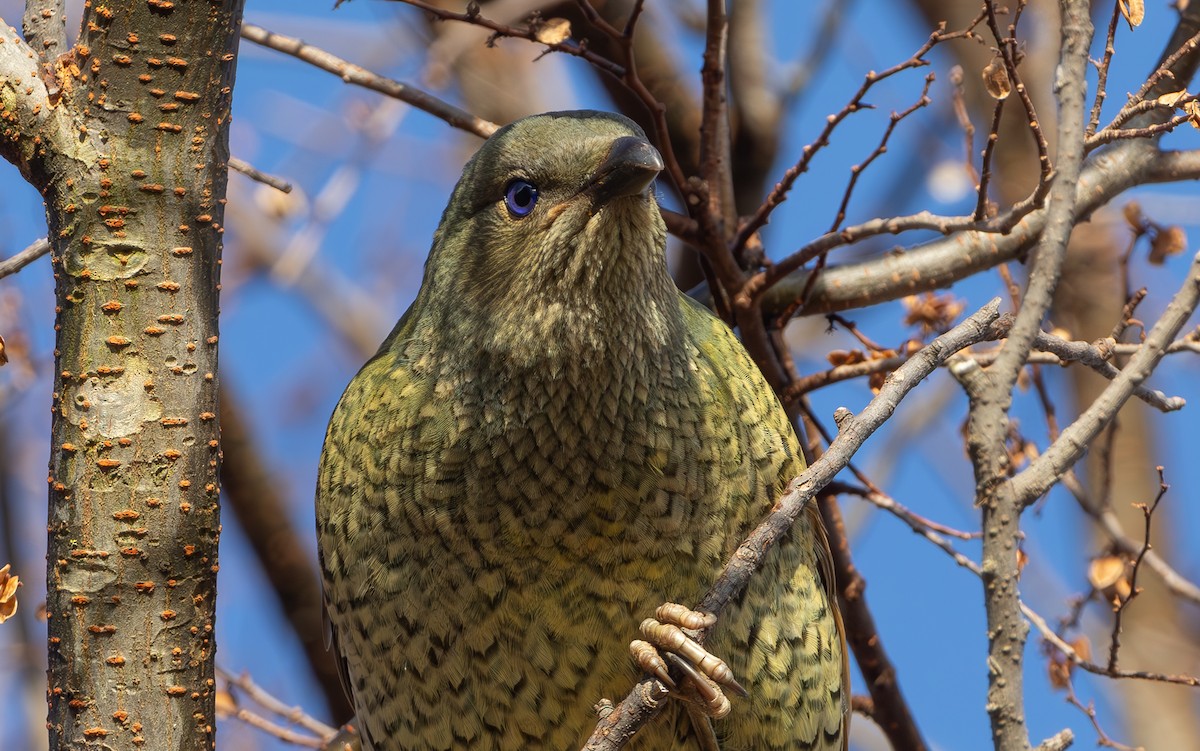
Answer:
(1071, 635, 1093, 663)
(1156, 90, 1189, 107)
(1048, 655, 1072, 690)
(1089, 554, 1132, 604)
(215, 687, 237, 719)
(534, 18, 571, 45)
(0, 334, 6, 366)
(1119, 0, 1145, 28)
(982, 57, 1011, 100)
(1186, 100, 1200, 130)
(1150, 226, 1187, 265)
(902, 293, 965, 336)
(0, 564, 20, 623)
(827, 349, 865, 367)
(868, 348, 898, 362)
(1122, 201, 1145, 233)
(1088, 555, 1125, 589)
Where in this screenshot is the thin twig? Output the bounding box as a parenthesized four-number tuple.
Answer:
(1013, 248, 1200, 504)
(226, 707, 325, 748)
(570, 0, 689, 194)
(752, 147, 1200, 318)
(837, 484, 979, 541)
(218, 666, 340, 739)
(1087, 1, 1123, 138)
(580, 300, 1005, 750)
(1025, 604, 1200, 687)
(1064, 476, 1200, 606)
(396, 0, 625, 75)
(828, 73, 935, 233)
(1106, 468, 1169, 672)
(985, 0, 1053, 204)
(731, 15, 983, 260)
(974, 99, 1005, 221)
(229, 157, 293, 194)
(240, 23, 498, 138)
(948, 65, 979, 186)
(1088, 110, 1199, 148)
(0, 238, 51, 280)
(1111, 28, 1200, 128)
(1060, 674, 1137, 751)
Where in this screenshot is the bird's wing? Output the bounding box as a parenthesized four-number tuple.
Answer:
(315, 305, 430, 728)
(678, 293, 849, 750)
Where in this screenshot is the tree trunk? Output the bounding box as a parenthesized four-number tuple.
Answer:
(1, 2, 245, 748)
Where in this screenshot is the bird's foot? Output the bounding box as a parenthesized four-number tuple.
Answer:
(629, 602, 747, 719)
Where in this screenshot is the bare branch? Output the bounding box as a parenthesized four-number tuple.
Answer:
(580, 299, 1003, 750)
(1023, 330, 1185, 413)
(783, 325, 1191, 412)
(1088, 110, 1199, 148)
(974, 98, 1005, 221)
(1110, 27, 1200, 129)
(219, 666, 339, 740)
(1013, 249, 1200, 504)
(1086, 1, 1123, 138)
(240, 23, 499, 138)
(828, 73, 935, 234)
(731, 17, 982, 259)
(966, 6, 1093, 749)
(569, 1, 691, 205)
(698, 0, 736, 243)
(21, 0, 66, 64)
(1025, 603, 1200, 687)
(395, 0, 625, 76)
(755, 147, 1200, 317)
(984, 0, 1053, 202)
(229, 157, 294, 194)
(0, 238, 50, 280)
(0, 19, 79, 184)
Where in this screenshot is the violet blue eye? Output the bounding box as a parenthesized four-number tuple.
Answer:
(504, 179, 538, 217)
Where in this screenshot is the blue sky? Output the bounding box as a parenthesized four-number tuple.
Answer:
(1, 1, 1198, 749)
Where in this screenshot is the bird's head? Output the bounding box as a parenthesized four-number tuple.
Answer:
(419, 111, 675, 357)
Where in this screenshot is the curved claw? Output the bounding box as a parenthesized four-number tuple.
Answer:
(639, 618, 747, 697)
(630, 639, 676, 690)
(664, 652, 731, 719)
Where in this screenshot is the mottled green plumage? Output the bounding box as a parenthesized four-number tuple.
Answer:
(317, 111, 846, 750)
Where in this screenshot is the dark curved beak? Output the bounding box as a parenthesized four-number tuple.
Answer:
(585, 136, 664, 208)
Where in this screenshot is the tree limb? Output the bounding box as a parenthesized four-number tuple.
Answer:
(0, 237, 50, 280)
(963, 4, 1092, 750)
(240, 23, 498, 138)
(580, 299, 1003, 750)
(0, 17, 81, 184)
(21, 0, 66, 65)
(1012, 249, 1200, 505)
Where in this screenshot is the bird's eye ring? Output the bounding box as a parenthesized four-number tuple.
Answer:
(504, 179, 538, 217)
